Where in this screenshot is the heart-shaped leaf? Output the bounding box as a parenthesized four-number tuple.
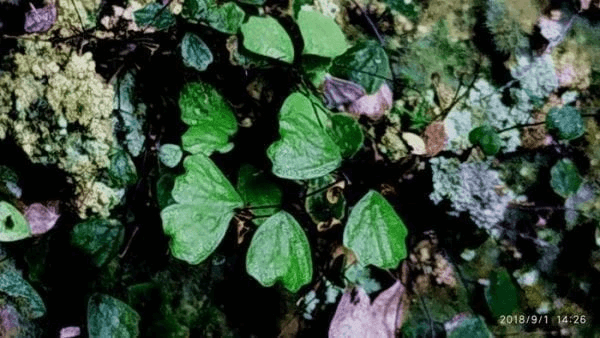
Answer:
(87, 294, 140, 338)
(180, 33, 213, 72)
(179, 82, 237, 155)
(246, 211, 313, 292)
(546, 106, 585, 140)
(71, 219, 125, 267)
(343, 190, 408, 269)
(297, 10, 348, 58)
(327, 114, 364, 158)
(267, 92, 342, 179)
(161, 154, 243, 264)
(0, 269, 46, 319)
(550, 159, 582, 198)
(182, 0, 245, 34)
(0, 201, 31, 242)
(237, 164, 282, 225)
(241, 16, 294, 64)
(330, 41, 392, 94)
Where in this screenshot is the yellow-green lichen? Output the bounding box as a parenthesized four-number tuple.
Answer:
(0, 40, 118, 218)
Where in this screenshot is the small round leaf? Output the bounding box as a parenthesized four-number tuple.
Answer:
(550, 159, 582, 198)
(180, 33, 214, 72)
(546, 106, 584, 140)
(158, 144, 183, 168)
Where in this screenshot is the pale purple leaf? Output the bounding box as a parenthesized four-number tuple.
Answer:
(24, 4, 57, 33)
(347, 83, 393, 120)
(329, 281, 405, 338)
(60, 326, 81, 338)
(25, 202, 60, 235)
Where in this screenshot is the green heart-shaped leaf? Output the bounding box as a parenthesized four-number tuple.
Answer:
(161, 154, 243, 264)
(241, 16, 294, 64)
(343, 190, 408, 269)
(298, 10, 348, 58)
(87, 294, 140, 338)
(267, 92, 341, 179)
(246, 211, 313, 292)
(178, 82, 237, 155)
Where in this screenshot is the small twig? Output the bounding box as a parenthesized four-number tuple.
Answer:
(119, 226, 139, 258)
(350, 0, 385, 45)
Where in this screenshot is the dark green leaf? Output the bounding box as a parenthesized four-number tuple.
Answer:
(484, 269, 519, 318)
(327, 114, 364, 158)
(0, 269, 46, 319)
(241, 16, 294, 64)
(330, 40, 391, 94)
(133, 3, 176, 31)
(109, 149, 138, 186)
(237, 164, 282, 225)
(267, 92, 341, 179)
(297, 10, 348, 58)
(550, 159, 582, 198)
(161, 154, 243, 264)
(546, 106, 585, 140)
(343, 190, 408, 269)
(469, 125, 501, 156)
(182, 0, 245, 34)
(87, 294, 140, 338)
(246, 211, 313, 292)
(178, 82, 237, 155)
(71, 219, 125, 267)
(156, 173, 176, 209)
(205, 2, 245, 34)
(180, 33, 213, 72)
(0, 201, 31, 242)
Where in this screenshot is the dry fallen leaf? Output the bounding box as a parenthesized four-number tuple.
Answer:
(423, 121, 447, 156)
(328, 281, 407, 338)
(24, 202, 60, 235)
(24, 3, 57, 33)
(401, 132, 427, 155)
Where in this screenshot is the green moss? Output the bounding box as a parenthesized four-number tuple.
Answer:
(0, 40, 119, 218)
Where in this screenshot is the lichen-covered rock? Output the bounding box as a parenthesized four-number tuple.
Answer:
(0, 40, 119, 218)
(553, 40, 592, 90)
(430, 157, 515, 236)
